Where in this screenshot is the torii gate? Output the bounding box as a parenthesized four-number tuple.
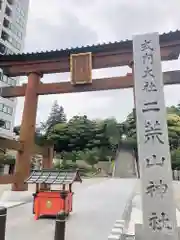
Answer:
(0, 30, 179, 191)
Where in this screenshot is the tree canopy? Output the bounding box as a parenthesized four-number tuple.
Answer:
(41, 100, 66, 133)
(13, 103, 180, 170)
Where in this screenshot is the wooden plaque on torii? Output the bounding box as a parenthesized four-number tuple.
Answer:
(70, 52, 92, 85)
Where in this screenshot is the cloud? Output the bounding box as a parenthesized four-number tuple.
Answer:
(25, 4, 98, 52)
(15, 0, 180, 126)
(91, 0, 180, 39)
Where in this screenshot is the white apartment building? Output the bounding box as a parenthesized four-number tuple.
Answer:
(0, 0, 29, 139)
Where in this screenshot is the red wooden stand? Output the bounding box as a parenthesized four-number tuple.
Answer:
(25, 169, 82, 220)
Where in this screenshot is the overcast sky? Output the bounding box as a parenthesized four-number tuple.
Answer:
(15, 0, 180, 125)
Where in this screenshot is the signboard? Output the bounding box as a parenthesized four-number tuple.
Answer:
(70, 52, 92, 85)
(133, 32, 178, 240)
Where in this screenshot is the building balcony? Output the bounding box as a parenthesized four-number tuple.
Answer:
(3, 19, 23, 41)
(1, 28, 21, 51)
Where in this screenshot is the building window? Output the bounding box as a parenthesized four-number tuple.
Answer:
(5, 121, 11, 130)
(6, 48, 14, 55)
(16, 15, 25, 29)
(0, 43, 7, 54)
(7, 106, 13, 115)
(0, 103, 3, 111)
(5, 5, 12, 17)
(3, 18, 10, 28)
(1, 29, 21, 50)
(17, 30, 22, 39)
(0, 0, 3, 10)
(4, 19, 23, 40)
(0, 119, 11, 130)
(6, 76, 17, 86)
(0, 120, 11, 130)
(16, 2, 25, 17)
(0, 74, 17, 86)
(2, 75, 8, 84)
(1, 30, 9, 41)
(7, 0, 14, 6)
(7, 76, 16, 86)
(0, 103, 13, 116)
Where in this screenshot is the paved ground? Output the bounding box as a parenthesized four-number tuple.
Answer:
(5, 178, 136, 240)
(0, 178, 107, 208)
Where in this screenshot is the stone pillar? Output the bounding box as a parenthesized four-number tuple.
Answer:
(12, 72, 42, 191)
(133, 33, 178, 240)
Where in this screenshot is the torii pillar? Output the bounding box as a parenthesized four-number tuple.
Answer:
(40, 146, 54, 191)
(12, 72, 42, 191)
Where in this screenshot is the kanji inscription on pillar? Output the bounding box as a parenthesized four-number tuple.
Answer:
(70, 52, 92, 85)
(133, 32, 178, 240)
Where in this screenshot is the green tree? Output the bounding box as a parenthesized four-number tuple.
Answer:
(67, 115, 95, 150)
(79, 149, 99, 168)
(101, 118, 122, 150)
(121, 106, 180, 172)
(121, 108, 180, 150)
(171, 148, 180, 170)
(47, 115, 110, 153)
(167, 105, 180, 115)
(41, 100, 67, 133)
(62, 150, 79, 163)
(167, 114, 180, 150)
(47, 122, 69, 152)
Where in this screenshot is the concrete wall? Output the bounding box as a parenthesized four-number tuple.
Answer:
(113, 149, 137, 178)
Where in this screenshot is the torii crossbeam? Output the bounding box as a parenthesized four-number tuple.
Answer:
(0, 71, 180, 98)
